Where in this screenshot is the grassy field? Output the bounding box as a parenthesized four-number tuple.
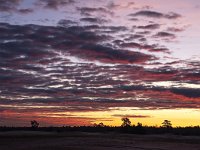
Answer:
(0, 131, 200, 150)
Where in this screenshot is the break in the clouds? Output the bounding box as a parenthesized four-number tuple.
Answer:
(0, 0, 200, 126)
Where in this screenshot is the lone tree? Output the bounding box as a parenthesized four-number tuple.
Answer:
(31, 120, 39, 128)
(162, 120, 172, 128)
(94, 122, 105, 127)
(121, 117, 131, 127)
(137, 122, 143, 127)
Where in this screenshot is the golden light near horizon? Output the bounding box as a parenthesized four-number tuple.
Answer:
(71, 108, 200, 127)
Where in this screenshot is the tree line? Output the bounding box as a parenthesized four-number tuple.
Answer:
(0, 118, 199, 136)
(30, 118, 173, 129)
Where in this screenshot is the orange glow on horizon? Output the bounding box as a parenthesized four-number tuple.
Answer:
(1, 108, 200, 127)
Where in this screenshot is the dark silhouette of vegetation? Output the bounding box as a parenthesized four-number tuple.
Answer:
(0, 126, 200, 136)
(137, 122, 143, 127)
(31, 120, 39, 128)
(94, 122, 105, 127)
(121, 117, 131, 127)
(162, 120, 172, 128)
(0, 118, 199, 136)
(135, 122, 145, 134)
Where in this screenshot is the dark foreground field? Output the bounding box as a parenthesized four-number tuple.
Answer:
(0, 131, 200, 150)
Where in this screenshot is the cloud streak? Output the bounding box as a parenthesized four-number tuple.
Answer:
(130, 10, 181, 19)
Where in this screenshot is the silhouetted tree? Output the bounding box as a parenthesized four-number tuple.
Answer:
(94, 122, 105, 127)
(162, 120, 172, 128)
(135, 122, 146, 134)
(31, 120, 39, 128)
(98, 122, 105, 127)
(121, 117, 131, 127)
(137, 122, 143, 127)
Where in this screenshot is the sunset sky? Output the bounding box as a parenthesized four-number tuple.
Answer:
(0, 0, 200, 127)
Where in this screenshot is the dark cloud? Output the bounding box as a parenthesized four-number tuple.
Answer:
(57, 24, 128, 34)
(76, 44, 155, 64)
(120, 42, 170, 53)
(182, 69, 200, 81)
(18, 8, 34, 14)
(57, 19, 77, 27)
(0, 0, 21, 12)
(106, 1, 135, 10)
(167, 27, 185, 32)
(80, 17, 108, 24)
(154, 32, 176, 39)
(0, 23, 156, 105)
(77, 7, 113, 16)
(106, 1, 120, 9)
(0, 0, 33, 14)
(131, 10, 163, 18)
(119, 83, 200, 99)
(148, 47, 170, 53)
(36, 0, 75, 9)
(165, 12, 182, 19)
(112, 114, 151, 118)
(124, 34, 144, 41)
(137, 24, 160, 30)
(129, 18, 139, 21)
(130, 10, 181, 19)
(136, 31, 151, 35)
(170, 88, 200, 98)
(102, 26, 128, 33)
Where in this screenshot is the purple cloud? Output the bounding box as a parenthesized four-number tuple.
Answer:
(130, 10, 181, 19)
